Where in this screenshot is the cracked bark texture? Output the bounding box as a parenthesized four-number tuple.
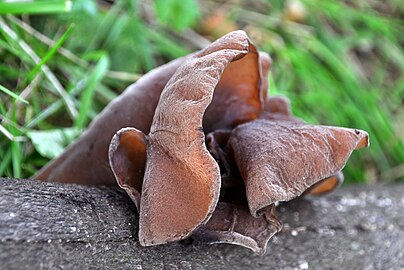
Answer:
(0, 178, 403, 270)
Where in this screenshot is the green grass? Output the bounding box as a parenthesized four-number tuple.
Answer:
(0, 0, 403, 183)
(0, 0, 71, 15)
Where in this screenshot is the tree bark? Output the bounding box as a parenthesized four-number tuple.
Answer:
(0, 178, 403, 269)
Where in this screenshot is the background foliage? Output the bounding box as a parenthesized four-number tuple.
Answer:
(1, 0, 403, 183)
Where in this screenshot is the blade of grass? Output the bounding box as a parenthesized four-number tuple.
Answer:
(0, 0, 71, 15)
(8, 15, 140, 83)
(0, 84, 29, 104)
(74, 53, 109, 129)
(25, 100, 64, 129)
(6, 15, 88, 67)
(0, 63, 21, 79)
(11, 141, 22, 178)
(0, 17, 78, 118)
(23, 24, 74, 87)
(84, 0, 125, 53)
(0, 148, 12, 176)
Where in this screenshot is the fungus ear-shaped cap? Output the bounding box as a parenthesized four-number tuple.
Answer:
(264, 95, 292, 116)
(306, 171, 344, 197)
(203, 41, 271, 133)
(34, 56, 188, 185)
(193, 203, 282, 254)
(109, 127, 147, 210)
(228, 119, 369, 217)
(260, 95, 302, 123)
(34, 30, 267, 186)
(139, 31, 253, 246)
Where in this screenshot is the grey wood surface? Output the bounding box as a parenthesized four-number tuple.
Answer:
(0, 178, 403, 270)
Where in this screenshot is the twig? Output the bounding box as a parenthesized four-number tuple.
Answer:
(104, 70, 141, 81)
(18, 74, 42, 103)
(181, 29, 211, 49)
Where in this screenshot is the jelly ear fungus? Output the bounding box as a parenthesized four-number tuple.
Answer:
(109, 31, 271, 246)
(35, 30, 370, 254)
(227, 119, 369, 217)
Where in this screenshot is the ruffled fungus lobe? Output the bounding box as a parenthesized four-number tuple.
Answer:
(109, 127, 147, 210)
(260, 95, 302, 123)
(34, 29, 370, 254)
(34, 57, 187, 185)
(34, 31, 267, 187)
(307, 172, 344, 197)
(109, 31, 270, 246)
(203, 48, 270, 132)
(264, 95, 292, 116)
(193, 203, 281, 254)
(227, 119, 369, 217)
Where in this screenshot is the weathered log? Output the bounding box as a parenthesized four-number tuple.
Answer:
(0, 178, 403, 269)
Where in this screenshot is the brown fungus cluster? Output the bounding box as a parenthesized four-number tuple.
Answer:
(34, 31, 369, 254)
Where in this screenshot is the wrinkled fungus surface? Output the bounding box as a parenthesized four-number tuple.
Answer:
(35, 30, 369, 254)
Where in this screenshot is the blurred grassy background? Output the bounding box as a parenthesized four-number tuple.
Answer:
(0, 0, 403, 183)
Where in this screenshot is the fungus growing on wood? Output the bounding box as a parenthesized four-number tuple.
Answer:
(34, 56, 188, 185)
(34, 31, 268, 187)
(34, 30, 369, 254)
(193, 202, 282, 254)
(227, 119, 369, 217)
(109, 30, 272, 246)
(109, 127, 147, 210)
(306, 172, 344, 197)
